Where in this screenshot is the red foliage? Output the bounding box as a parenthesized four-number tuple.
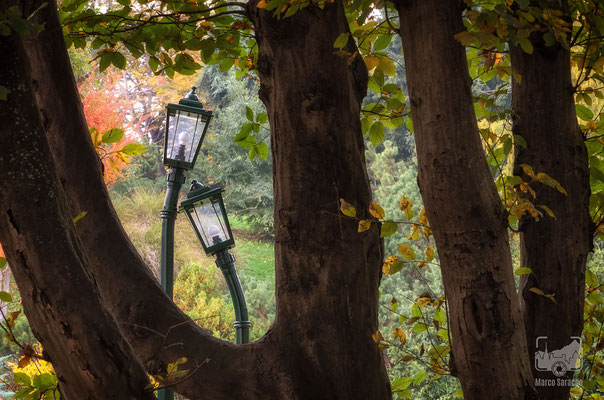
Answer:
(78, 67, 137, 185)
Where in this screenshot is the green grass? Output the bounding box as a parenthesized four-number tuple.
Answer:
(232, 239, 274, 281)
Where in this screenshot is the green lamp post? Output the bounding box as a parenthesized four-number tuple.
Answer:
(159, 86, 211, 400)
(180, 180, 251, 345)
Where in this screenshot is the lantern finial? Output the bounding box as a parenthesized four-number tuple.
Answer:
(185, 86, 199, 102)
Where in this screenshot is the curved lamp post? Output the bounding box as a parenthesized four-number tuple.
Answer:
(159, 87, 211, 400)
(180, 180, 251, 345)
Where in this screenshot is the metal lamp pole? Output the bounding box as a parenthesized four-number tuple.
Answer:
(215, 250, 251, 344)
(160, 168, 186, 299)
(158, 87, 212, 400)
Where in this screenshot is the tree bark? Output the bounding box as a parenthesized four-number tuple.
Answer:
(247, 3, 392, 399)
(511, 4, 592, 398)
(22, 1, 264, 398)
(395, 1, 537, 398)
(10, 0, 393, 398)
(0, 21, 155, 399)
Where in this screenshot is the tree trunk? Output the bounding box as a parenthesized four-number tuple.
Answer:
(395, 1, 537, 398)
(511, 5, 592, 398)
(0, 22, 155, 400)
(10, 0, 393, 398)
(247, 3, 392, 399)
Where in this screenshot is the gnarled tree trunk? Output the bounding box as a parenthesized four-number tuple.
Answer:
(1, 0, 392, 398)
(511, 4, 592, 398)
(0, 17, 155, 399)
(246, 3, 391, 398)
(395, 1, 537, 398)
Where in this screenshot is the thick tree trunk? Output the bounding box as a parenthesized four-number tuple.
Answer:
(248, 3, 392, 399)
(0, 23, 155, 400)
(13, 0, 392, 398)
(21, 1, 265, 398)
(511, 7, 592, 398)
(395, 1, 537, 399)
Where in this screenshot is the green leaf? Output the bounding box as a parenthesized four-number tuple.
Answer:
(149, 57, 160, 72)
(102, 128, 124, 143)
(0, 257, 5, 269)
(99, 53, 111, 72)
(361, 117, 371, 135)
(586, 269, 598, 288)
(369, 121, 385, 147)
(412, 322, 427, 333)
(333, 32, 349, 49)
(14, 387, 35, 398)
(0, 291, 12, 302)
(245, 106, 254, 122)
(389, 260, 404, 275)
(256, 112, 268, 124)
(255, 142, 269, 160)
(235, 134, 256, 149)
(405, 114, 414, 133)
(576, 104, 594, 121)
(0, 85, 10, 101)
(373, 34, 391, 51)
(110, 51, 126, 69)
(514, 267, 533, 275)
(413, 370, 428, 385)
(380, 220, 398, 238)
(219, 57, 234, 72)
(13, 372, 31, 386)
(513, 135, 527, 149)
(121, 143, 147, 156)
(519, 38, 533, 54)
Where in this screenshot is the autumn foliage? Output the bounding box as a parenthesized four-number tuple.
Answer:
(78, 67, 145, 185)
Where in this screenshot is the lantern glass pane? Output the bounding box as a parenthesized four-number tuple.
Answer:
(189, 197, 230, 248)
(166, 109, 208, 164)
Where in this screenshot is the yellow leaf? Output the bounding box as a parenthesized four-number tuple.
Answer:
(200, 21, 213, 30)
(369, 201, 385, 219)
(364, 55, 379, 73)
(408, 223, 421, 241)
(372, 330, 384, 343)
(402, 354, 415, 362)
(393, 328, 406, 345)
(419, 208, 428, 225)
(379, 56, 396, 76)
(416, 261, 427, 268)
(399, 196, 412, 212)
(90, 128, 102, 148)
(358, 219, 371, 232)
(431, 365, 447, 375)
(257, 0, 267, 8)
(529, 287, 544, 296)
(340, 199, 356, 217)
(382, 263, 391, 275)
(425, 246, 434, 262)
(398, 244, 415, 260)
(415, 297, 431, 307)
(72, 211, 88, 224)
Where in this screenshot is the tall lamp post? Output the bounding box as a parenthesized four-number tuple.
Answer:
(159, 87, 211, 400)
(181, 180, 251, 344)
